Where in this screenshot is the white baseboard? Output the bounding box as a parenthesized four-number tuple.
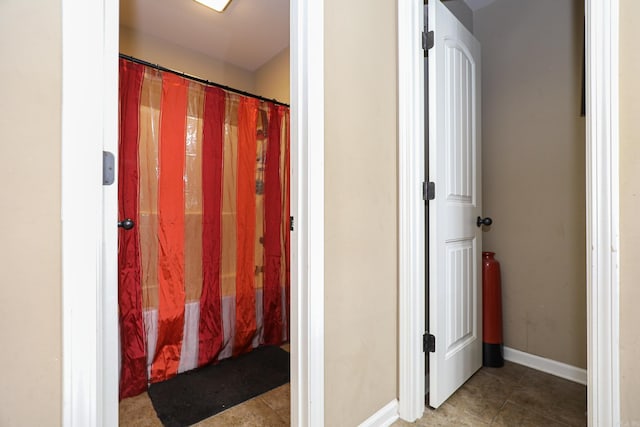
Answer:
(358, 399, 399, 427)
(503, 346, 587, 385)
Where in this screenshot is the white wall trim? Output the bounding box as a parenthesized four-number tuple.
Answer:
(101, 2, 120, 426)
(397, 0, 426, 422)
(585, 0, 620, 425)
(61, 0, 117, 425)
(503, 347, 587, 385)
(290, 0, 325, 425)
(358, 400, 400, 427)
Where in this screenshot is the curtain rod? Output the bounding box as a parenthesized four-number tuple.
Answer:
(119, 53, 290, 108)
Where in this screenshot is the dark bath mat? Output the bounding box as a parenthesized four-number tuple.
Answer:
(148, 346, 290, 427)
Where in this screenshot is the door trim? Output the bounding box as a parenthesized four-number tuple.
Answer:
(61, 0, 325, 425)
(61, 0, 118, 425)
(397, 0, 620, 424)
(585, 0, 620, 425)
(397, 0, 426, 420)
(290, 0, 326, 425)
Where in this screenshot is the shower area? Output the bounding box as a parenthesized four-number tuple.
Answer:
(117, 56, 290, 399)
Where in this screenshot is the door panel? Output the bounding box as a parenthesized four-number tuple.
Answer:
(428, 0, 482, 408)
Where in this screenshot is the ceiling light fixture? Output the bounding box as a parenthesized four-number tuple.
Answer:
(194, 0, 233, 13)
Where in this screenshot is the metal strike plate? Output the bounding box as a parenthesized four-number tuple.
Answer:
(103, 151, 115, 186)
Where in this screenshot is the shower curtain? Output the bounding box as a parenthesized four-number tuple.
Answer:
(118, 58, 290, 399)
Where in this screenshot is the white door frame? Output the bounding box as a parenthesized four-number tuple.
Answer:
(290, 0, 325, 425)
(397, 0, 620, 425)
(61, 1, 119, 425)
(60, 0, 325, 425)
(397, 0, 426, 419)
(585, 0, 620, 425)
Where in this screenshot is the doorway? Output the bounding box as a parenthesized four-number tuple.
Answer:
(425, 0, 586, 408)
(398, 0, 620, 425)
(60, 0, 326, 425)
(117, 0, 292, 424)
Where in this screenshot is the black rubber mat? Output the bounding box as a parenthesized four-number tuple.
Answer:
(148, 346, 290, 427)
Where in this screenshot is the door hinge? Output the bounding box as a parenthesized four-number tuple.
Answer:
(103, 151, 115, 186)
(423, 333, 436, 353)
(422, 30, 434, 56)
(290, 216, 295, 231)
(423, 181, 435, 201)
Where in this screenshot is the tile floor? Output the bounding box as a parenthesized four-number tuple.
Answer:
(393, 361, 587, 427)
(120, 360, 586, 426)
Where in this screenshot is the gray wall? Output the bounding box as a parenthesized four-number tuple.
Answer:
(444, 0, 474, 33)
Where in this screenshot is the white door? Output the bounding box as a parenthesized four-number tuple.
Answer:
(428, 0, 482, 408)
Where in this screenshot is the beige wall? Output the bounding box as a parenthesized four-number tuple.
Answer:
(323, 0, 398, 425)
(120, 27, 291, 105)
(619, 0, 640, 424)
(255, 47, 290, 105)
(120, 26, 256, 93)
(0, 1, 62, 426)
(474, 0, 587, 368)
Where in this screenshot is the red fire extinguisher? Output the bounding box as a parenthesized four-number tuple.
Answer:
(482, 251, 504, 367)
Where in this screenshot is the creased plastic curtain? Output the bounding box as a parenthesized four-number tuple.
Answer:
(117, 58, 290, 399)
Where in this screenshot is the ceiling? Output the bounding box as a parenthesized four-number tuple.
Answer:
(120, 0, 290, 72)
(120, 0, 492, 72)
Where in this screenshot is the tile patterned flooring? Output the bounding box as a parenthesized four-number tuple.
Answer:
(393, 362, 587, 427)
(120, 360, 586, 426)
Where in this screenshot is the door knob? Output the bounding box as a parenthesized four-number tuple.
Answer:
(118, 218, 135, 230)
(477, 216, 493, 227)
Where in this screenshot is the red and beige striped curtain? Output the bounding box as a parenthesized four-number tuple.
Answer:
(118, 59, 290, 399)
